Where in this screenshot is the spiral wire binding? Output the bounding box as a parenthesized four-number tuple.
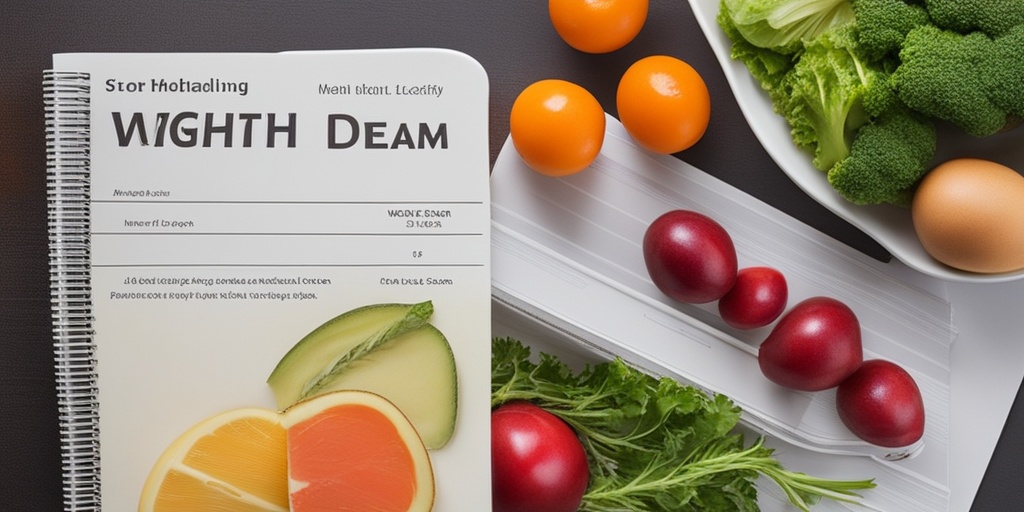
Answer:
(44, 70, 100, 511)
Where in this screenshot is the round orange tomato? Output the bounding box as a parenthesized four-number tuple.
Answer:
(549, 0, 649, 54)
(510, 79, 606, 177)
(616, 55, 711, 154)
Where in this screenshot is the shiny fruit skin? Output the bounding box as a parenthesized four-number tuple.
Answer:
(491, 401, 589, 512)
(643, 210, 738, 304)
(837, 359, 926, 448)
(758, 297, 863, 391)
(718, 266, 788, 329)
(510, 79, 606, 177)
(548, 0, 649, 54)
(616, 55, 711, 154)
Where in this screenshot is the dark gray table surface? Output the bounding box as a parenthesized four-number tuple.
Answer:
(1, 1, 1018, 510)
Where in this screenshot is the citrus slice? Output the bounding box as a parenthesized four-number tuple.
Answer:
(281, 390, 435, 512)
(139, 391, 434, 511)
(138, 408, 289, 512)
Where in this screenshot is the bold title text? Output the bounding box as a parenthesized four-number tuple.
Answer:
(110, 112, 449, 149)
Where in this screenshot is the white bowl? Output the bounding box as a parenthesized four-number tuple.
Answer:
(688, 0, 1024, 283)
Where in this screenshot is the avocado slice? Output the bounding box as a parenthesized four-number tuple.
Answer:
(267, 301, 458, 449)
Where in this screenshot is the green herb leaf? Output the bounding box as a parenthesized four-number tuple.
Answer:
(492, 337, 876, 512)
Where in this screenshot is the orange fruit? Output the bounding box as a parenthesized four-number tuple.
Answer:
(282, 390, 435, 512)
(549, 0, 649, 54)
(510, 79, 606, 177)
(616, 55, 711, 154)
(139, 390, 434, 512)
(138, 408, 289, 512)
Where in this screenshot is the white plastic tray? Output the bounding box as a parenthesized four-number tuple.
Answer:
(490, 116, 954, 511)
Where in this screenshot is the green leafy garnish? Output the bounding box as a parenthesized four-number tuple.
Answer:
(492, 337, 876, 511)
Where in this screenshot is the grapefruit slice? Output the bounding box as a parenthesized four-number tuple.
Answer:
(281, 390, 435, 512)
(140, 391, 434, 512)
(138, 408, 289, 512)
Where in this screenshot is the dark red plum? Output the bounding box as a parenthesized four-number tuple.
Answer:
(718, 266, 788, 329)
(757, 297, 863, 391)
(643, 210, 737, 304)
(492, 401, 589, 512)
(837, 359, 926, 448)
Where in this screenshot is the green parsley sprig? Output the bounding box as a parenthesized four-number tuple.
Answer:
(491, 337, 876, 511)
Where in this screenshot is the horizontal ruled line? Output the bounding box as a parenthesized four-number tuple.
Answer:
(92, 263, 486, 268)
(92, 232, 485, 237)
(93, 199, 486, 205)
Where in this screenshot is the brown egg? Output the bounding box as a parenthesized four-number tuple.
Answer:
(911, 158, 1024, 273)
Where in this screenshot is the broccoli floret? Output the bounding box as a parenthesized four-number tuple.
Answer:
(827, 106, 936, 205)
(850, 0, 932, 62)
(891, 24, 1020, 137)
(924, 0, 1024, 37)
(778, 25, 879, 171)
(861, 68, 902, 118)
(985, 24, 1024, 122)
(721, 0, 856, 54)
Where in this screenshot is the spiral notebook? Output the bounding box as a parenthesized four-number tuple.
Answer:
(45, 50, 492, 511)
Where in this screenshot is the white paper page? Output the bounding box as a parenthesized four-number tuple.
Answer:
(52, 50, 491, 511)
